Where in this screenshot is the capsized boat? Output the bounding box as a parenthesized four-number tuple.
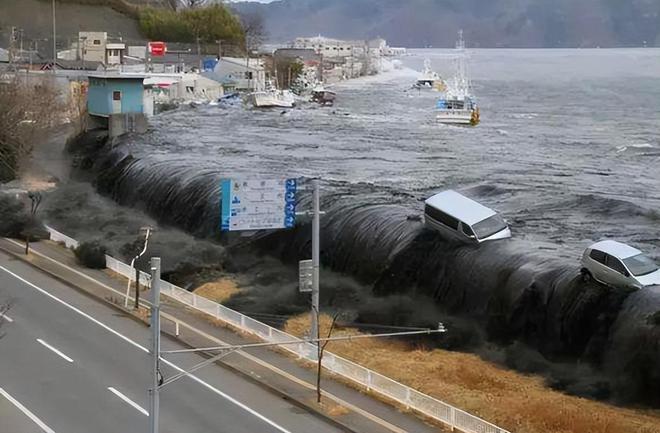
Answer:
(436, 31, 479, 126)
(249, 80, 295, 108)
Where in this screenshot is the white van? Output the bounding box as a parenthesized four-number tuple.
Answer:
(424, 190, 512, 243)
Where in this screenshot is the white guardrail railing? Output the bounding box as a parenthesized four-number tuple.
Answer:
(47, 226, 510, 433)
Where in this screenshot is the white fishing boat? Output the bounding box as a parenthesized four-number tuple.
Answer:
(415, 59, 446, 91)
(436, 31, 480, 126)
(249, 80, 295, 108)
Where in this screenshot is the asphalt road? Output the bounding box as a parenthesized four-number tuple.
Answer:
(0, 252, 345, 433)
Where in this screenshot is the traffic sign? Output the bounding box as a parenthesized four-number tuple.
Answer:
(299, 259, 313, 293)
(220, 178, 297, 231)
(148, 41, 167, 56)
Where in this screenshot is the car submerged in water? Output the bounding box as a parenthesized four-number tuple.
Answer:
(581, 240, 660, 289)
(424, 190, 512, 243)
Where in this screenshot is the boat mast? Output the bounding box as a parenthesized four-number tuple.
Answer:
(453, 30, 470, 98)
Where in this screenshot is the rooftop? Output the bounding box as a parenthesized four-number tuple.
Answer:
(425, 190, 497, 225)
(590, 240, 642, 259)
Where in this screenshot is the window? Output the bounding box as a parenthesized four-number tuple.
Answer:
(589, 249, 606, 265)
(606, 255, 628, 275)
(93, 39, 101, 45)
(244, 71, 253, 80)
(461, 223, 475, 238)
(112, 91, 121, 101)
(425, 205, 459, 230)
(623, 254, 659, 276)
(472, 214, 508, 239)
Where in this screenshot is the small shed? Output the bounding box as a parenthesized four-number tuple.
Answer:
(87, 74, 145, 117)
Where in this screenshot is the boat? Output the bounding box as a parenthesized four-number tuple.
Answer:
(219, 91, 240, 101)
(436, 31, 480, 126)
(310, 85, 336, 106)
(415, 59, 446, 91)
(249, 80, 295, 108)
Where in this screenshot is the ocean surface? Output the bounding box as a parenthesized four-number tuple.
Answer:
(127, 48, 660, 260)
(58, 49, 660, 404)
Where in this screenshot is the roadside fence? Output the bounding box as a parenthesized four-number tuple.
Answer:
(47, 226, 510, 433)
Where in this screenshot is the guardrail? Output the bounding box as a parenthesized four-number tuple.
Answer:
(47, 226, 510, 433)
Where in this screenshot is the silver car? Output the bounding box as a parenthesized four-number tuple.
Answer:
(581, 240, 660, 289)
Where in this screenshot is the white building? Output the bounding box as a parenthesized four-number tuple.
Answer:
(78, 32, 108, 63)
(293, 36, 363, 59)
(105, 43, 126, 66)
(213, 57, 265, 91)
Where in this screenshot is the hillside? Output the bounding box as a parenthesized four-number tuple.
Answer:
(230, 0, 660, 48)
(0, 0, 152, 56)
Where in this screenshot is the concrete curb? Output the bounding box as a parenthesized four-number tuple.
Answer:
(0, 240, 363, 433)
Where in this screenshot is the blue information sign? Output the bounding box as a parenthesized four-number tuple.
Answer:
(221, 178, 297, 231)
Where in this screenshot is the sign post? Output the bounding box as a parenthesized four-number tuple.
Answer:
(220, 178, 297, 232)
(311, 179, 321, 352)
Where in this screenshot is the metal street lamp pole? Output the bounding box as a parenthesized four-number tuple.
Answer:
(149, 257, 161, 433)
(52, 0, 56, 70)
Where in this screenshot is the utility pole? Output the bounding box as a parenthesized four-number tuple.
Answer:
(310, 179, 320, 349)
(80, 36, 87, 70)
(149, 257, 161, 433)
(216, 39, 222, 60)
(196, 36, 202, 71)
(52, 0, 56, 70)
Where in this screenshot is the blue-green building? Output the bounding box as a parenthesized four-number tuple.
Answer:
(87, 74, 145, 117)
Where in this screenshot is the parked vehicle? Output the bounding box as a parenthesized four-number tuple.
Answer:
(581, 240, 660, 289)
(424, 190, 511, 243)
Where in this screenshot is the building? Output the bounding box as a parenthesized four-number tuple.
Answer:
(144, 73, 224, 107)
(212, 57, 265, 91)
(41, 59, 103, 71)
(105, 43, 126, 66)
(57, 32, 127, 67)
(293, 36, 362, 59)
(78, 32, 108, 63)
(87, 74, 145, 117)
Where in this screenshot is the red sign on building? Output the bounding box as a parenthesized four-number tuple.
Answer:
(148, 41, 167, 56)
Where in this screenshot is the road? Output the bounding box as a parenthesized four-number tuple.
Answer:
(0, 252, 345, 433)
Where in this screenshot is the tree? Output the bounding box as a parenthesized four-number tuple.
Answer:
(139, 5, 244, 44)
(0, 76, 61, 182)
(316, 314, 339, 403)
(240, 12, 266, 89)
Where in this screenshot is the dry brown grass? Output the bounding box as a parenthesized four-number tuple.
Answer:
(193, 278, 241, 303)
(285, 314, 660, 433)
(322, 401, 350, 417)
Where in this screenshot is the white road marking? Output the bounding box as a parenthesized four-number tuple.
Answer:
(3, 244, 409, 433)
(107, 387, 148, 416)
(0, 387, 57, 433)
(2, 314, 13, 323)
(0, 265, 294, 433)
(36, 339, 74, 363)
